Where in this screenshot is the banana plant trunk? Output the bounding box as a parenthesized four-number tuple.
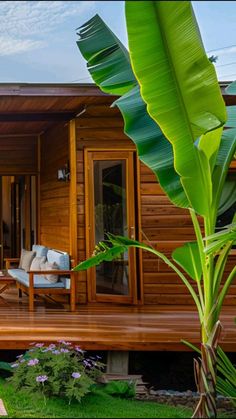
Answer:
(192, 322, 222, 418)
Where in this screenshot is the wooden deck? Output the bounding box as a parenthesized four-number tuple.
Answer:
(0, 287, 235, 351)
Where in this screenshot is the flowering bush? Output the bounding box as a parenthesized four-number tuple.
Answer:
(9, 341, 105, 403)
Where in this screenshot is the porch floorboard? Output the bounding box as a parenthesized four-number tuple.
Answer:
(0, 288, 235, 351)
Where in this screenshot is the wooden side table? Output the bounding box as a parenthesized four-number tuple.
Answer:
(0, 271, 16, 295)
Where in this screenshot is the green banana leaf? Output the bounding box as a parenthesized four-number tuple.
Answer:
(204, 222, 236, 255)
(225, 81, 236, 95)
(225, 106, 236, 128)
(198, 127, 223, 173)
(114, 86, 188, 207)
(217, 177, 236, 216)
(172, 242, 202, 281)
(73, 241, 126, 271)
(216, 347, 236, 405)
(125, 1, 227, 217)
(76, 14, 136, 95)
(76, 14, 189, 208)
(212, 128, 236, 219)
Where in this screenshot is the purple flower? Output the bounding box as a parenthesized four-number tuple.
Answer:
(16, 354, 24, 359)
(72, 372, 81, 379)
(11, 363, 19, 368)
(60, 348, 69, 353)
(28, 358, 39, 366)
(35, 343, 44, 348)
(48, 344, 56, 350)
(58, 340, 71, 346)
(36, 375, 48, 383)
(52, 350, 60, 355)
(75, 346, 84, 354)
(83, 359, 91, 368)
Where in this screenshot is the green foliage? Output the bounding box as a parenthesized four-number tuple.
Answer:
(0, 377, 192, 418)
(102, 380, 136, 398)
(125, 1, 227, 218)
(216, 347, 236, 406)
(172, 242, 202, 281)
(76, 5, 236, 415)
(0, 361, 13, 372)
(8, 341, 105, 404)
(76, 15, 188, 209)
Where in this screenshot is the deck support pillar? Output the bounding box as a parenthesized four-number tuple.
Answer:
(106, 351, 129, 375)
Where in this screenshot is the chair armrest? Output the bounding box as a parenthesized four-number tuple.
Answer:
(27, 270, 77, 291)
(4, 258, 20, 269)
(27, 270, 73, 275)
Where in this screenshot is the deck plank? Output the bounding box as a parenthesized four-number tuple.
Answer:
(0, 288, 235, 351)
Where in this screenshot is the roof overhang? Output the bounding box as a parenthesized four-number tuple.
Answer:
(0, 83, 115, 136)
(0, 81, 234, 136)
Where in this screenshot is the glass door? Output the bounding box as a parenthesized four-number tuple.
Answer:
(86, 150, 137, 303)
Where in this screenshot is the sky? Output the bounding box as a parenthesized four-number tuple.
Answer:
(0, 1, 236, 84)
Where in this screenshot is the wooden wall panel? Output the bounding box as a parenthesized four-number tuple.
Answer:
(40, 123, 70, 252)
(0, 135, 37, 174)
(75, 106, 135, 304)
(140, 161, 236, 306)
(75, 105, 236, 308)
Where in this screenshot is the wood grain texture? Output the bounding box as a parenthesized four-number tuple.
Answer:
(0, 136, 37, 174)
(0, 286, 235, 351)
(40, 123, 70, 252)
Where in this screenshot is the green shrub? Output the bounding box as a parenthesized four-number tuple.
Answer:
(8, 341, 105, 403)
(103, 380, 136, 398)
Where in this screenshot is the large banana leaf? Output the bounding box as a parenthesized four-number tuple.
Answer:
(114, 86, 188, 207)
(125, 1, 227, 217)
(76, 14, 189, 208)
(77, 14, 136, 95)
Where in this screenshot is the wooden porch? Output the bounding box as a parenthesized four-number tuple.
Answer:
(0, 287, 235, 352)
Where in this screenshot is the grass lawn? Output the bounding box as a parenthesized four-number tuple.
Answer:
(0, 379, 234, 419)
(0, 378, 191, 418)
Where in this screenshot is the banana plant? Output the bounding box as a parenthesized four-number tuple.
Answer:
(75, 2, 236, 417)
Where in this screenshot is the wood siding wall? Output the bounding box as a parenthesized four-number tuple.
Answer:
(75, 105, 135, 304)
(0, 135, 37, 174)
(140, 162, 236, 306)
(75, 105, 236, 307)
(40, 123, 70, 253)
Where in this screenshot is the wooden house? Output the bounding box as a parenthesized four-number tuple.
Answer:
(0, 82, 235, 352)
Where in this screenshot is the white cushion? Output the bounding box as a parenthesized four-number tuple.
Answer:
(19, 249, 36, 272)
(30, 256, 46, 271)
(41, 261, 59, 283)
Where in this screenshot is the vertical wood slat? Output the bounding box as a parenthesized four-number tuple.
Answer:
(24, 175, 31, 250)
(136, 154, 144, 304)
(39, 122, 70, 252)
(69, 120, 78, 265)
(36, 135, 41, 244)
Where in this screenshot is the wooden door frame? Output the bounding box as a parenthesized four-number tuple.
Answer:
(84, 148, 138, 304)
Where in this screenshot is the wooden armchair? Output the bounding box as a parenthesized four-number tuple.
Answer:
(5, 252, 78, 311)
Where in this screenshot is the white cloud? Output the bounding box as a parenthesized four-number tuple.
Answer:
(0, 1, 95, 56)
(0, 35, 44, 56)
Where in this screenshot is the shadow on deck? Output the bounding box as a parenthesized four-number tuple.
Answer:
(0, 287, 235, 351)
